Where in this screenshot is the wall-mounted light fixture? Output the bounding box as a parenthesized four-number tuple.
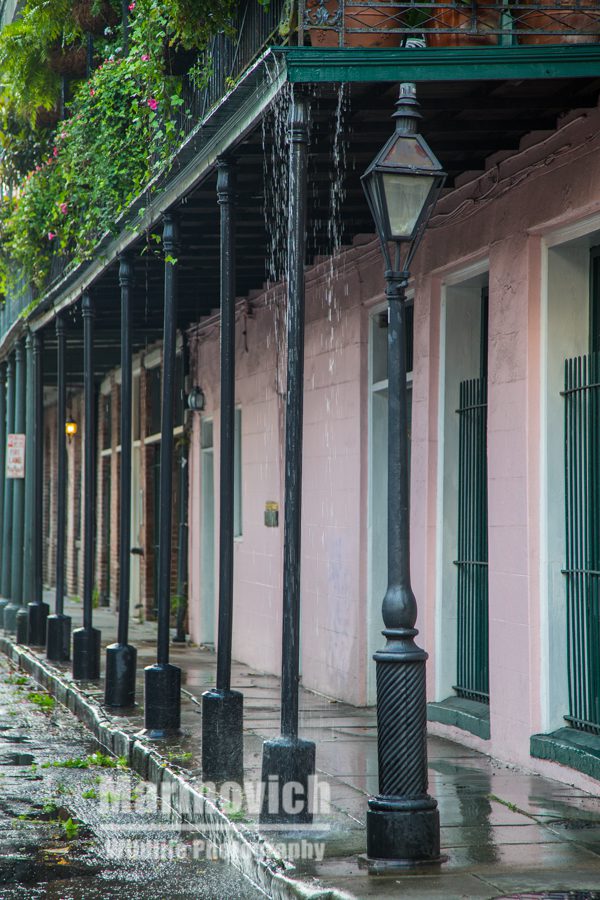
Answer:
(65, 416, 78, 442)
(187, 385, 205, 412)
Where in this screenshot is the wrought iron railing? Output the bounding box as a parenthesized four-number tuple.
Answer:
(563, 355, 600, 735)
(179, 0, 292, 138)
(299, 0, 600, 46)
(0, 277, 33, 344)
(454, 376, 489, 704)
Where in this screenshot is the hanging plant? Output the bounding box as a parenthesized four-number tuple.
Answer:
(72, 0, 120, 36)
(47, 43, 88, 76)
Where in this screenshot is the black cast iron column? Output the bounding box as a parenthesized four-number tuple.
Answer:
(0, 364, 6, 619)
(72, 293, 101, 679)
(173, 343, 188, 646)
(46, 315, 72, 661)
(16, 333, 34, 643)
(366, 271, 441, 866)
(144, 213, 181, 737)
(0, 355, 15, 625)
(26, 332, 49, 645)
(5, 339, 26, 633)
(260, 91, 315, 825)
(202, 158, 244, 783)
(105, 254, 137, 706)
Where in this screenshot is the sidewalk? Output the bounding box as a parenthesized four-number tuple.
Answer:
(6, 595, 600, 899)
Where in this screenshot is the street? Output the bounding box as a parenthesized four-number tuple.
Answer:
(0, 656, 263, 899)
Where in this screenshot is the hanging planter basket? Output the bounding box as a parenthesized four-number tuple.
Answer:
(72, 0, 120, 35)
(427, 1, 501, 47)
(47, 44, 87, 76)
(35, 105, 61, 129)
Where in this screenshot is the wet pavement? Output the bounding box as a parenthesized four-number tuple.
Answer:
(0, 654, 264, 898)
(12, 595, 600, 899)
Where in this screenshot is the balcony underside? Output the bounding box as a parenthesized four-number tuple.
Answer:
(6, 44, 600, 382)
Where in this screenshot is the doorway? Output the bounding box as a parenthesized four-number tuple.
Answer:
(200, 418, 215, 646)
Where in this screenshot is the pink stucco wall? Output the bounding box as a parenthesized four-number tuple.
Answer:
(188, 98, 600, 789)
(411, 100, 600, 785)
(188, 239, 386, 706)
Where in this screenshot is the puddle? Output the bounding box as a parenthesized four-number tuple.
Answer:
(547, 818, 600, 830)
(0, 850, 97, 886)
(0, 753, 35, 766)
(496, 893, 600, 899)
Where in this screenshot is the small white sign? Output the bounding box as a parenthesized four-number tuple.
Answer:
(6, 433, 25, 479)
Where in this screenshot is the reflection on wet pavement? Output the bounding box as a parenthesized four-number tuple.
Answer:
(0, 659, 265, 899)
(13, 595, 600, 900)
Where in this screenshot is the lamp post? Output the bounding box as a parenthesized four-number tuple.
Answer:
(361, 83, 446, 867)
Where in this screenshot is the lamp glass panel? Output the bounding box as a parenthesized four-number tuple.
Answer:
(382, 136, 437, 170)
(383, 174, 435, 239)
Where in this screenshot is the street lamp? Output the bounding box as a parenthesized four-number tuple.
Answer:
(65, 416, 78, 443)
(361, 82, 446, 868)
(187, 385, 205, 412)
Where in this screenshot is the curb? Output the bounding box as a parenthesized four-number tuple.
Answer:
(0, 638, 353, 900)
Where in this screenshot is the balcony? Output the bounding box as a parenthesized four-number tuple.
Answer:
(299, 0, 600, 46)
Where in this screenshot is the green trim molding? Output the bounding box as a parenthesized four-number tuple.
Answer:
(531, 727, 600, 780)
(272, 45, 600, 84)
(427, 696, 490, 740)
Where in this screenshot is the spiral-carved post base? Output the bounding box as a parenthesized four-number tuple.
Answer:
(366, 631, 442, 865)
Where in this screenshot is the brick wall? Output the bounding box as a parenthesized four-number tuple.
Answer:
(66, 391, 83, 598)
(43, 348, 185, 623)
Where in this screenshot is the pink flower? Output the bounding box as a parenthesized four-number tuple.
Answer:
(90, 87, 95, 96)
(48, 232, 56, 241)
(128, 1, 135, 9)
(59, 202, 68, 215)
(141, 54, 149, 61)
(53, 146, 59, 157)
(147, 97, 158, 110)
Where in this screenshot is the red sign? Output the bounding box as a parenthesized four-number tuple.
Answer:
(6, 434, 25, 479)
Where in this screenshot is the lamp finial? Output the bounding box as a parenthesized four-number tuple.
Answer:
(393, 82, 421, 136)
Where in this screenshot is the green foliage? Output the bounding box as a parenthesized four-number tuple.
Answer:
(42, 756, 88, 768)
(0, 0, 272, 296)
(42, 800, 59, 816)
(86, 751, 119, 768)
(166, 749, 193, 762)
(171, 593, 187, 613)
(81, 788, 98, 799)
(62, 817, 80, 839)
(5, 674, 28, 685)
(42, 751, 124, 769)
(225, 803, 247, 822)
(27, 691, 55, 712)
